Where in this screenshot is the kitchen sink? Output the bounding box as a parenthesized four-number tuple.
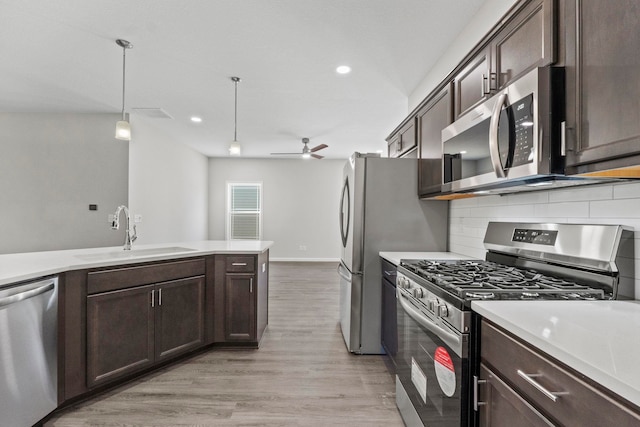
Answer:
(75, 246, 196, 261)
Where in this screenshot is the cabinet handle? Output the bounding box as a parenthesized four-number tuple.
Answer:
(517, 370, 564, 402)
(473, 375, 487, 411)
(158, 288, 162, 306)
(482, 72, 497, 95)
(151, 289, 155, 308)
(232, 262, 247, 266)
(250, 278, 253, 293)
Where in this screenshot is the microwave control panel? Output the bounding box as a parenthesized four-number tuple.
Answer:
(509, 94, 534, 167)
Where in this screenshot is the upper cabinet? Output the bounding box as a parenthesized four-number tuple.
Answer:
(387, 119, 417, 158)
(454, 0, 555, 121)
(563, 0, 640, 174)
(454, 46, 492, 120)
(417, 83, 453, 198)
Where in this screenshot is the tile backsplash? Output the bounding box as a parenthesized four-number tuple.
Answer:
(449, 180, 640, 298)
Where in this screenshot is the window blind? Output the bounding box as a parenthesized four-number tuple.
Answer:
(227, 183, 262, 240)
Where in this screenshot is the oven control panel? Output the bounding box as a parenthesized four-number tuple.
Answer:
(512, 228, 558, 245)
(396, 272, 469, 333)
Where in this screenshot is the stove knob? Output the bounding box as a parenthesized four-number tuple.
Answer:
(413, 288, 424, 299)
(437, 304, 449, 318)
(398, 277, 410, 289)
(428, 299, 437, 311)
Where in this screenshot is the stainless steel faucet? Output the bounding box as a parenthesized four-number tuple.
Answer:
(111, 205, 137, 250)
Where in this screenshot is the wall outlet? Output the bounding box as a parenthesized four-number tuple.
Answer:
(299, 245, 307, 251)
(134, 214, 143, 223)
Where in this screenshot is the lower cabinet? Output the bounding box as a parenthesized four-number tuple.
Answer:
(86, 275, 204, 387)
(213, 252, 269, 345)
(61, 251, 269, 404)
(223, 273, 256, 341)
(478, 319, 640, 426)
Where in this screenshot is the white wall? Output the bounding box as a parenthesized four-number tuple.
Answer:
(0, 113, 129, 254)
(409, 0, 519, 110)
(449, 182, 640, 298)
(128, 116, 209, 244)
(208, 158, 344, 261)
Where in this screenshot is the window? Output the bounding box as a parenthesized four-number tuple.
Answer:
(226, 182, 262, 240)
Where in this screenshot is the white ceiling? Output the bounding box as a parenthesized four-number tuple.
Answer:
(0, 0, 486, 159)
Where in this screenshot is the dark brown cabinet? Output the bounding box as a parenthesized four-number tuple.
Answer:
(454, 46, 491, 120)
(223, 273, 255, 341)
(454, 0, 554, 121)
(417, 83, 453, 197)
(86, 284, 155, 387)
(154, 276, 205, 361)
(493, 0, 555, 89)
(86, 274, 204, 387)
(563, 0, 640, 174)
(387, 119, 417, 158)
(213, 252, 269, 345)
(478, 319, 640, 426)
(478, 364, 554, 427)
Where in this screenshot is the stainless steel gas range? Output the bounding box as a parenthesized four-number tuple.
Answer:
(394, 222, 634, 427)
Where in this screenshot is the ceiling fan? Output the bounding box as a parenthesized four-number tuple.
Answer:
(270, 138, 328, 159)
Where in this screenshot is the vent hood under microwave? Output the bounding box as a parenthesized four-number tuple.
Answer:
(441, 67, 617, 195)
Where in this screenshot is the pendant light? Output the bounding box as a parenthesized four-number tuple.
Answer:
(228, 76, 242, 156)
(115, 39, 133, 141)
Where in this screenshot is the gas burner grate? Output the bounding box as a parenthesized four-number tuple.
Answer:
(400, 259, 607, 300)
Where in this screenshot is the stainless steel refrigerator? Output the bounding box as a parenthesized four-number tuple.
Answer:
(337, 153, 448, 354)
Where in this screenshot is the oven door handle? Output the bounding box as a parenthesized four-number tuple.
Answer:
(397, 288, 462, 355)
(489, 93, 508, 178)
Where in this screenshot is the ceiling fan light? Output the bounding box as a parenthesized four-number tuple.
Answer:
(229, 141, 242, 156)
(115, 119, 131, 141)
(302, 152, 311, 159)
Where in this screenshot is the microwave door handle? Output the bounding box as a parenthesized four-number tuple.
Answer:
(489, 93, 508, 178)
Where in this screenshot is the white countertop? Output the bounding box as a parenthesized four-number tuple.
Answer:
(379, 251, 477, 266)
(0, 240, 273, 286)
(473, 300, 640, 407)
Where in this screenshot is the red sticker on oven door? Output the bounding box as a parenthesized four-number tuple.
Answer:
(434, 346, 456, 397)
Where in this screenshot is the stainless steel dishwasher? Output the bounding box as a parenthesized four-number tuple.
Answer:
(0, 276, 58, 427)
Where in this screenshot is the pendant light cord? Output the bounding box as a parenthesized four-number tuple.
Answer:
(121, 46, 127, 120)
(233, 78, 238, 142)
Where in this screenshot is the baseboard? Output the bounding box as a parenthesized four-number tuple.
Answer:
(270, 257, 340, 262)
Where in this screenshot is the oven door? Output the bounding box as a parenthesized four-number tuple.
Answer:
(396, 288, 470, 427)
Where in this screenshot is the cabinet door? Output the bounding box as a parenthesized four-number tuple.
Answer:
(417, 84, 453, 197)
(493, 0, 555, 89)
(478, 364, 554, 427)
(224, 273, 256, 341)
(155, 276, 205, 362)
(564, 0, 640, 172)
(387, 120, 417, 158)
(86, 285, 155, 387)
(454, 46, 491, 120)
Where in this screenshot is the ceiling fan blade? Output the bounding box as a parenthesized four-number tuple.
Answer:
(310, 144, 328, 153)
(311, 153, 324, 159)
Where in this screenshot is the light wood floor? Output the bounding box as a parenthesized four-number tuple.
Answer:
(46, 262, 404, 426)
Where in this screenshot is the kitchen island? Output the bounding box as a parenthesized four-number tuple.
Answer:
(0, 240, 272, 416)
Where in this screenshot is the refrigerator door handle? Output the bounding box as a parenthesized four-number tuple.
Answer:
(337, 261, 352, 282)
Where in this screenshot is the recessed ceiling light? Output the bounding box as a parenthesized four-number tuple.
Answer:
(336, 65, 351, 74)
(190, 116, 202, 123)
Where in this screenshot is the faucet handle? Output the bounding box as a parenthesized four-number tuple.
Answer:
(131, 224, 138, 242)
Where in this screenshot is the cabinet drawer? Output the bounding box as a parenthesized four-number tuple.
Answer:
(225, 256, 255, 272)
(481, 320, 640, 426)
(88, 258, 205, 294)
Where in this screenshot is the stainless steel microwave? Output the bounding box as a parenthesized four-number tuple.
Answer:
(441, 67, 566, 194)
